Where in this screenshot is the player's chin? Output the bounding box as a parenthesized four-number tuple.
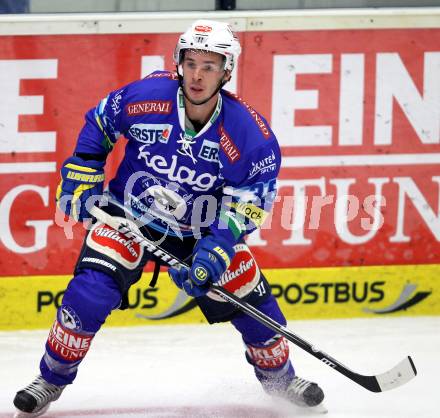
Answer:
(186, 88, 210, 105)
(188, 96, 210, 105)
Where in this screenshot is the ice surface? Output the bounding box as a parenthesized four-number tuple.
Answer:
(0, 316, 437, 418)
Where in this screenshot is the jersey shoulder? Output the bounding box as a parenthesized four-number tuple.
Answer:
(218, 90, 280, 184)
(221, 90, 276, 152)
(123, 71, 179, 104)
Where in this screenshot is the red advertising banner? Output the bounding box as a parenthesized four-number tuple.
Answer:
(0, 28, 439, 277)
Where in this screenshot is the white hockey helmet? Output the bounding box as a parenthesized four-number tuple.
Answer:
(174, 20, 241, 73)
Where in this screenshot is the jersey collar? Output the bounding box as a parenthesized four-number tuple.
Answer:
(177, 87, 222, 139)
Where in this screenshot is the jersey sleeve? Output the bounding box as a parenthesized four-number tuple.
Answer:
(210, 139, 281, 244)
(74, 86, 127, 156)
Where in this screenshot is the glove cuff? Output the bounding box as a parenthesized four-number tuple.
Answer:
(63, 155, 105, 171)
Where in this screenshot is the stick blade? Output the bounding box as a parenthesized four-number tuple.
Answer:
(375, 356, 417, 392)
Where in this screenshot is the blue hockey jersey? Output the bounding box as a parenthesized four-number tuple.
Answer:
(75, 71, 281, 244)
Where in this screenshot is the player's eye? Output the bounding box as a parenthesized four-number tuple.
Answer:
(202, 64, 216, 72)
(184, 61, 222, 73)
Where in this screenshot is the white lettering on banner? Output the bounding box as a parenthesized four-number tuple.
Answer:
(0, 162, 56, 174)
(339, 54, 364, 146)
(274, 176, 440, 246)
(0, 59, 58, 153)
(375, 52, 440, 145)
(272, 52, 440, 148)
(272, 54, 332, 147)
(279, 178, 387, 245)
(141, 56, 164, 78)
(0, 60, 57, 255)
(331, 178, 388, 244)
(246, 228, 268, 247)
(280, 178, 327, 245)
(390, 176, 440, 242)
(137, 148, 217, 192)
(0, 185, 53, 254)
(282, 153, 440, 168)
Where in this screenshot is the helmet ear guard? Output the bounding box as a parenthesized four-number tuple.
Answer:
(177, 64, 184, 77)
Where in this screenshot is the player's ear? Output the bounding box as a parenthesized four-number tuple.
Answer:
(223, 70, 232, 83)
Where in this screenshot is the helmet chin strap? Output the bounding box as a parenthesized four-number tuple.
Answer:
(177, 65, 229, 106)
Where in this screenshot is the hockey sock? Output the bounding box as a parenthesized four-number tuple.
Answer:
(246, 335, 295, 394)
(231, 295, 295, 394)
(40, 269, 121, 386)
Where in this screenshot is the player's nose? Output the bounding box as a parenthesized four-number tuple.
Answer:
(192, 66, 202, 80)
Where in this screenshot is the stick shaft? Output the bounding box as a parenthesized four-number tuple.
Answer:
(89, 205, 417, 393)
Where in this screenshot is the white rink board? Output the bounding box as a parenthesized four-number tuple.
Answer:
(0, 8, 439, 36)
(0, 316, 437, 418)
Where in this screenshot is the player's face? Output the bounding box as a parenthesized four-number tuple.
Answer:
(182, 50, 227, 105)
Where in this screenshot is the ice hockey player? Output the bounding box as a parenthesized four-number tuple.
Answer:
(13, 19, 324, 416)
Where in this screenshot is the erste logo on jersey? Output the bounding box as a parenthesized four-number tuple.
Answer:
(86, 219, 144, 270)
(198, 139, 219, 162)
(208, 243, 260, 302)
(129, 123, 173, 145)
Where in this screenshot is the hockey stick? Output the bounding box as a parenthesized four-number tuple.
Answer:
(88, 205, 417, 393)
